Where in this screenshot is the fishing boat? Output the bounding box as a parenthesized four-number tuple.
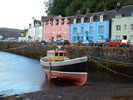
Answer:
(40, 48, 89, 86)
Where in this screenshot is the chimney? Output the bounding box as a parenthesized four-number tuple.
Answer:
(116, 2, 121, 11)
(86, 8, 91, 15)
(104, 8, 107, 12)
(76, 10, 80, 16)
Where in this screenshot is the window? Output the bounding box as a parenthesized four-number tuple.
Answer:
(73, 27, 77, 33)
(115, 14, 122, 19)
(64, 53, 66, 56)
(64, 28, 67, 33)
(78, 36, 80, 40)
(90, 16, 93, 22)
(81, 36, 84, 41)
(81, 27, 84, 34)
(74, 18, 76, 24)
(116, 35, 120, 39)
(81, 17, 84, 24)
(64, 37, 67, 40)
(59, 29, 61, 34)
(116, 25, 121, 31)
(99, 26, 104, 33)
(86, 36, 89, 40)
(90, 37, 93, 40)
(59, 53, 63, 56)
(130, 35, 133, 40)
(55, 53, 58, 56)
(100, 15, 103, 22)
(124, 24, 127, 30)
(53, 29, 56, 34)
(90, 26, 93, 33)
(73, 36, 76, 41)
(131, 24, 133, 30)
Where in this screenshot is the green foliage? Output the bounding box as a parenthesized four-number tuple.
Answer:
(24, 29, 28, 37)
(46, 0, 133, 16)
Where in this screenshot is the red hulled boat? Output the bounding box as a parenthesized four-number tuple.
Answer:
(40, 49, 89, 86)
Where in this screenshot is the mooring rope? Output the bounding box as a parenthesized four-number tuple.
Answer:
(92, 59, 133, 79)
(90, 55, 133, 65)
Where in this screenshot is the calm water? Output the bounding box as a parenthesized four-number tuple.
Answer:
(0, 51, 45, 96)
(0, 51, 132, 96)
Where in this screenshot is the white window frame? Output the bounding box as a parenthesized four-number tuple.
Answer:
(64, 28, 67, 33)
(116, 25, 121, 31)
(59, 19, 61, 26)
(59, 29, 61, 34)
(124, 24, 127, 30)
(74, 18, 76, 24)
(64, 37, 67, 40)
(100, 15, 103, 22)
(90, 16, 93, 22)
(53, 29, 56, 34)
(81, 17, 84, 24)
(130, 35, 133, 40)
(90, 26, 93, 33)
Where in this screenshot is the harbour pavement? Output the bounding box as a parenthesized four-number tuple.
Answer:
(1, 82, 133, 100)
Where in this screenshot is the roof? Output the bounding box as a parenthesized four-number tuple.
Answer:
(47, 50, 68, 53)
(44, 5, 133, 24)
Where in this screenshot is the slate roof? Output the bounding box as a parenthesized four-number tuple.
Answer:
(68, 5, 133, 24)
(43, 5, 133, 24)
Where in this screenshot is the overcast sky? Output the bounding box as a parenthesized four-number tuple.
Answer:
(0, 0, 47, 30)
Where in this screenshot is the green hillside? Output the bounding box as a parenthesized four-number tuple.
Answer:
(46, 0, 133, 16)
(0, 28, 23, 39)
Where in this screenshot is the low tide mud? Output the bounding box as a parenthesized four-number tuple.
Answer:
(0, 83, 133, 100)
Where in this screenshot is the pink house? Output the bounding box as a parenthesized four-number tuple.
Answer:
(42, 15, 70, 43)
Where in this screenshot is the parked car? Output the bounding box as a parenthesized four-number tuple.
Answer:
(52, 40, 62, 45)
(95, 39, 108, 47)
(81, 40, 95, 47)
(60, 40, 69, 45)
(105, 39, 122, 47)
(72, 41, 82, 45)
(41, 40, 48, 45)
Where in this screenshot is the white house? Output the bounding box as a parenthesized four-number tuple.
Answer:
(26, 17, 43, 42)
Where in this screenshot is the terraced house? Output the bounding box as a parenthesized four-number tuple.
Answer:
(42, 15, 70, 43)
(111, 5, 133, 44)
(69, 9, 114, 44)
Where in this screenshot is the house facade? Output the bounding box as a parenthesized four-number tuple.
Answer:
(111, 5, 133, 44)
(69, 11, 112, 43)
(26, 17, 42, 41)
(42, 15, 70, 43)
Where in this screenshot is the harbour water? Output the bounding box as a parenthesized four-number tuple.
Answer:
(0, 51, 45, 96)
(0, 51, 132, 96)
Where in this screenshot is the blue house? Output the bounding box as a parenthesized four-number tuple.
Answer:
(69, 10, 114, 43)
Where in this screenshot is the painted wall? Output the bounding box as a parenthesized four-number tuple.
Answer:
(111, 16, 133, 44)
(42, 18, 69, 43)
(69, 21, 110, 43)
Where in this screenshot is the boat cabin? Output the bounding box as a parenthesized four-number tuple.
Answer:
(47, 50, 68, 62)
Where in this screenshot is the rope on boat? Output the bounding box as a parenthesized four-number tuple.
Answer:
(90, 55, 133, 65)
(48, 59, 52, 79)
(91, 59, 133, 79)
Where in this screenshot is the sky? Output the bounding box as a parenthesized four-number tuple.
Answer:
(0, 0, 47, 30)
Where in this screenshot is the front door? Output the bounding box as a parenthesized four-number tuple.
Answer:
(123, 35, 127, 40)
